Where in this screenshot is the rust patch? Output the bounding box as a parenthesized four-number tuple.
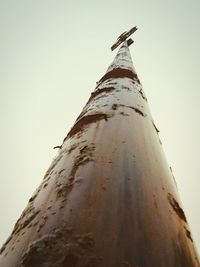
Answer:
(68, 143, 79, 154)
(20, 225, 100, 267)
(0, 207, 41, 253)
(130, 106, 145, 116)
(111, 104, 145, 117)
(53, 145, 62, 149)
(56, 144, 95, 200)
(28, 194, 37, 203)
(98, 68, 141, 85)
(86, 87, 115, 105)
(66, 114, 108, 140)
(112, 104, 118, 110)
(12, 208, 41, 236)
(168, 193, 187, 222)
(43, 183, 48, 188)
(37, 215, 48, 233)
(0, 236, 12, 254)
(139, 88, 147, 101)
(28, 185, 43, 204)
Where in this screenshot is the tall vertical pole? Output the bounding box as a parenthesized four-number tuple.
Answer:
(0, 39, 199, 267)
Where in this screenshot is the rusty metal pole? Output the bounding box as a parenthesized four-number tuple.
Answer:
(0, 40, 199, 267)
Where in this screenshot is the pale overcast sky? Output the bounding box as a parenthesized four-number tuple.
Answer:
(0, 0, 200, 256)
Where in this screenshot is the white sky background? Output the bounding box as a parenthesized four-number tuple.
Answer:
(0, 0, 200, 255)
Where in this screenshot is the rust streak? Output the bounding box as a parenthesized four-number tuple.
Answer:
(185, 228, 193, 242)
(0, 207, 41, 254)
(112, 104, 145, 117)
(56, 144, 95, 200)
(98, 68, 141, 85)
(86, 87, 115, 105)
(168, 193, 187, 222)
(152, 121, 160, 134)
(0, 236, 12, 254)
(65, 114, 108, 140)
(53, 145, 62, 149)
(129, 106, 145, 116)
(28, 195, 37, 203)
(20, 226, 99, 267)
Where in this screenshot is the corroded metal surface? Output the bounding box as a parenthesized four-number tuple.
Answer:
(111, 26, 138, 51)
(0, 42, 199, 267)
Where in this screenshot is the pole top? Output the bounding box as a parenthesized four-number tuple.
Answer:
(111, 26, 138, 51)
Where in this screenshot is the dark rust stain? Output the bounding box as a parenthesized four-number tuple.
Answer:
(53, 145, 62, 149)
(37, 216, 48, 233)
(20, 225, 100, 267)
(12, 209, 41, 236)
(111, 104, 145, 117)
(71, 145, 94, 179)
(56, 144, 95, 200)
(76, 109, 88, 122)
(139, 88, 147, 101)
(0, 208, 41, 253)
(184, 227, 193, 242)
(130, 106, 145, 116)
(28, 194, 37, 203)
(98, 68, 141, 85)
(80, 145, 88, 153)
(152, 121, 160, 134)
(43, 183, 48, 188)
(86, 87, 115, 105)
(168, 193, 187, 222)
(0, 236, 12, 254)
(112, 104, 118, 110)
(68, 143, 79, 154)
(66, 114, 108, 140)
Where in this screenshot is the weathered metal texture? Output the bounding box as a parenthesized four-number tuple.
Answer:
(0, 42, 199, 267)
(111, 26, 138, 51)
